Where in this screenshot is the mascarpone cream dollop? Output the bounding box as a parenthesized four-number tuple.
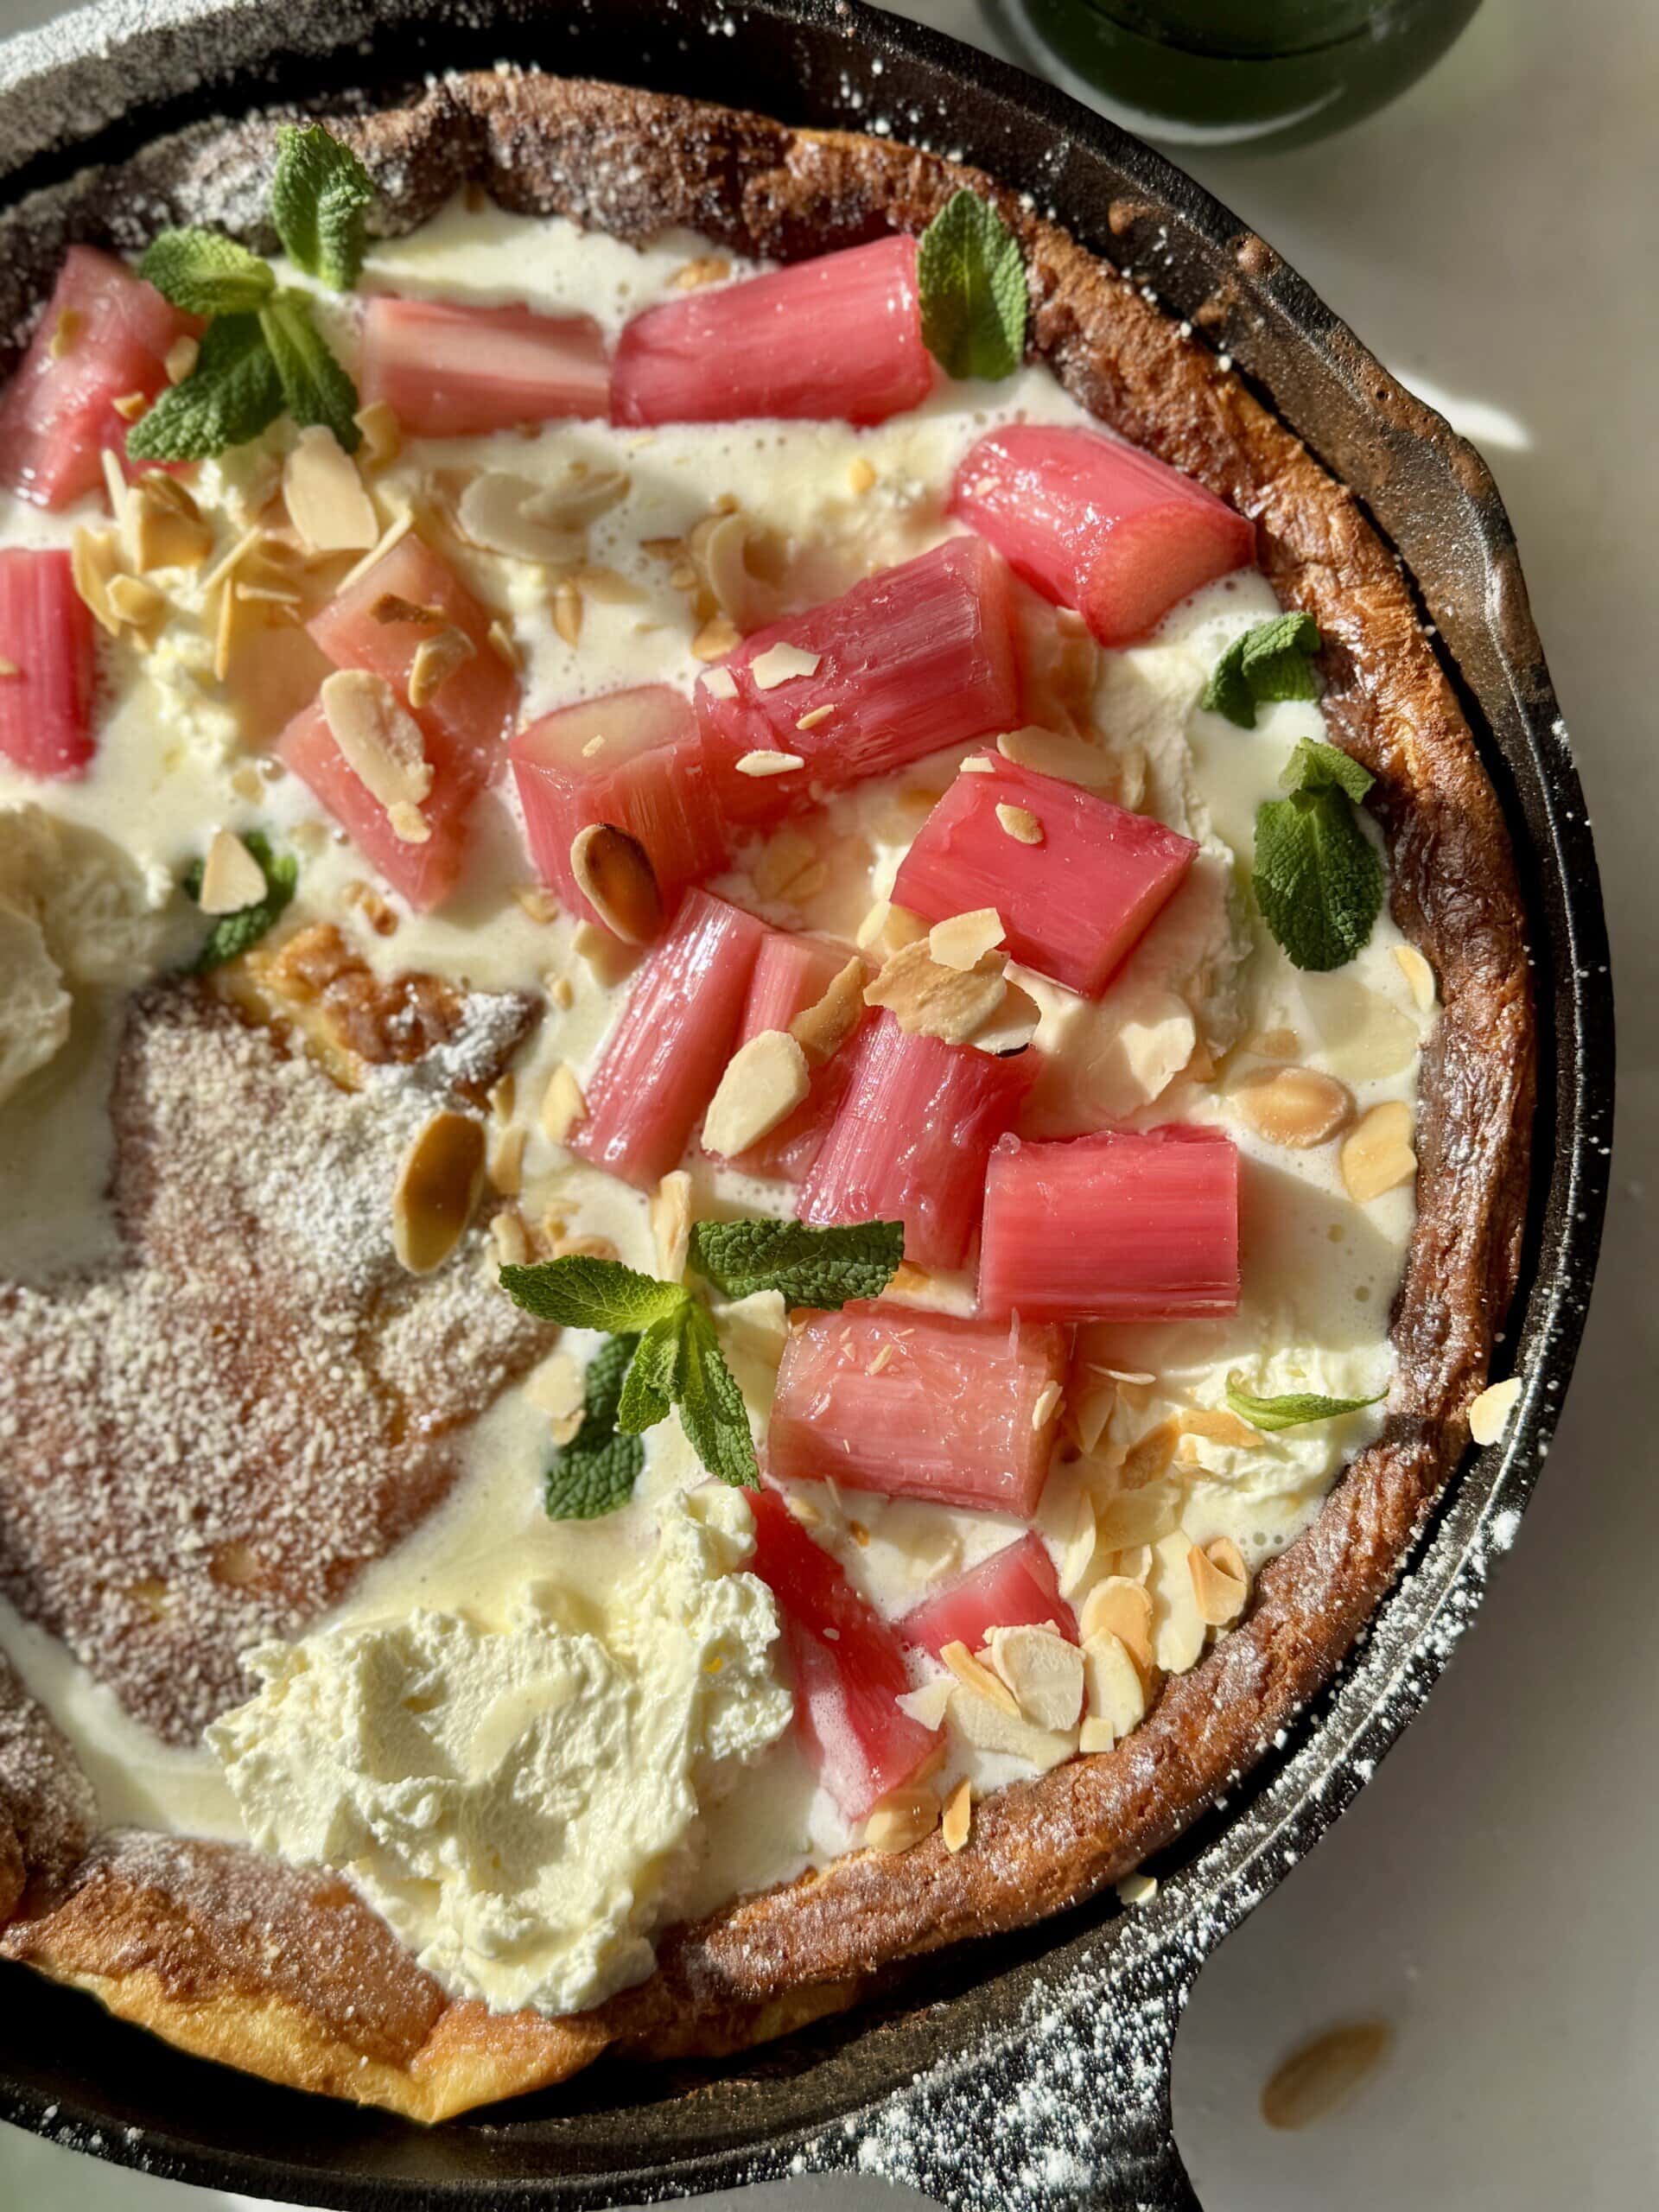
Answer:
(207, 1487, 791, 2016)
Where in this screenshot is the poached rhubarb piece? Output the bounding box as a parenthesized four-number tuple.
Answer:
(893, 751, 1198, 997)
(359, 296, 608, 437)
(747, 1485, 939, 1821)
(950, 424, 1255, 647)
(510, 684, 728, 930)
(768, 1303, 1069, 1517)
(979, 1124, 1240, 1322)
(277, 701, 473, 912)
(612, 235, 932, 430)
(568, 888, 766, 1187)
(708, 927, 865, 1181)
(0, 549, 98, 779)
(0, 247, 194, 510)
(899, 1532, 1077, 1657)
(694, 537, 1020, 829)
(798, 1011, 1036, 1274)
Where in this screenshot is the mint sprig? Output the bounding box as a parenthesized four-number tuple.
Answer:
(689, 1217, 904, 1310)
(271, 124, 373, 291)
(1252, 737, 1384, 973)
(545, 1335, 645, 1520)
(916, 190, 1028, 382)
(1203, 612, 1323, 728)
(675, 1301, 760, 1489)
(1224, 1371, 1385, 1433)
(126, 315, 284, 463)
(181, 830, 296, 971)
(138, 231, 273, 318)
(499, 1255, 688, 1334)
(258, 290, 362, 451)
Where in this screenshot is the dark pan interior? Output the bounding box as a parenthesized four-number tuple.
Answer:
(0, 3, 1612, 2205)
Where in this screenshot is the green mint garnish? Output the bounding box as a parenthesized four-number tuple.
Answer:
(544, 1335, 645, 1520)
(1224, 1371, 1385, 1433)
(916, 190, 1028, 382)
(615, 1309, 685, 1435)
(137, 231, 274, 318)
(181, 830, 296, 971)
(1203, 612, 1323, 728)
(126, 124, 368, 464)
(270, 123, 374, 291)
(688, 1217, 904, 1310)
(499, 1255, 689, 1335)
(1251, 736, 1384, 973)
(126, 315, 284, 464)
(674, 1300, 760, 1490)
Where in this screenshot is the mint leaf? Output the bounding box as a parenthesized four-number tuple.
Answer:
(1282, 735, 1373, 804)
(271, 124, 374, 290)
(257, 291, 360, 452)
(182, 831, 296, 971)
(499, 1255, 690, 1333)
(125, 313, 283, 462)
(138, 229, 273, 317)
(1253, 784, 1383, 973)
(1224, 1371, 1385, 1433)
(1203, 613, 1322, 728)
(675, 1302, 759, 1488)
(690, 1217, 905, 1310)
(544, 1336, 645, 1519)
(917, 190, 1028, 382)
(617, 1310, 685, 1434)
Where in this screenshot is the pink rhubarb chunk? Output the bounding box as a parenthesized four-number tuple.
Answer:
(511, 685, 728, 932)
(0, 549, 98, 779)
(694, 537, 1020, 829)
(706, 927, 867, 1181)
(567, 888, 767, 1187)
(359, 296, 608, 437)
(612, 235, 932, 429)
(0, 247, 194, 510)
(899, 1532, 1077, 1657)
(747, 1486, 940, 1821)
(277, 700, 474, 912)
(893, 751, 1198, 998)
(798, 1011, 1036, 1274)
(950, 424, 1256, 647)
(768, 1303, 1069, 1518)
(979, 1125, 1240, 1323)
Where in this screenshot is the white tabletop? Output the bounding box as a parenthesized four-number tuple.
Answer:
(1, 0, 1651, 2205)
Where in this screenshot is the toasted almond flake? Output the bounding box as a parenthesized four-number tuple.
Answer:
(548, 972, 575, 1010)
(929, 907, 1005, 972)
(939, 1639, 1020, 1717)
(1116, 1872, 1158, 1907)
(370, 593, 444, 627)
(236, 580, 303, 610)
(1394, 941, 1436, 1011)
(650, 1169, 694, 1281)
(525, 1351, 585, 1435)
(787, 1491, 824, 1528)
(670, 561, 699, 591)
(783, 859, 829, 903)
(1236, 1064, 1354, 1148)
(700, 664, 739, 699)
(957, 755, 995, 775)
(1148, 1529, 1207, 1673)
(489, 1208, 531, 1266)
(996, 724, 1123, 791)
(198, 523, 263, 597)
(968, 978, 1041, 1058)
(1078, 1717, 1116, 1754)
(989, 1624, 1085, 1731)
(689, 507, 779, 628)
(693, 613, 741, 661)
(1079, 1579, 1155, 1680)
(486, 617, 523, 670)
(1121, 1415, 1181, 1487)
(1032, 1380, 1063, 1432)
(1189, 1541, 1249, 1628)
(1261, 2022, 1393, 2132)
(106, 574, 168, 632)
(513, 882, 559, 925)
(110, 389, 149, 423)
(790, 957, 867, 1066)
(455, 471, 585, 564)
(540, 1062, 588, 1145)
(996, 802, 1045, 846)
(735, 749, 805, 778)
(409, 625, 476, 709)
(48, 308, 83, 359)
(283, 426, 379, 554)
(391, 1110, 486, 1274)
(570, 823, 663, 945)
(162, 332, 200, 384)
(1468, 1375, 1522, 1446)
(0, 658, 17, 679)
(131, 474, 210, 572)
(544, 1226, 620, 1264)
(212, 575, 239, 683)
(864, 938, 1008, 1047)
(196, 829, 268, 916)
(796, 703, 834, 731)
(486, 1074, 516, 1125)
(1249, 1025, 1302, 1060)
(1082, 1628, 1147, 1739)
(847, 455, 877, 495)
(570, 918, 640, 986)
(70, 526, 121, 635)
(321, 671, 432, 842)
(353, 398, 402, 468)
(938, 1778, 972, 1854)
(550, 576, 584, 647)
(486, 1124, 526, 1198)
(753, 827, 817, 903)
(866, 1344, 894, 1376)
(1182, 1407, 1263, 1448)
(337, 509, 416, 594)
(855, 899, 928, 959)
(750, 641, 821, 690)
(864, 1784, 940, 1854)
(672, 254, 731, 289)
(948, 1681, 1076, 1767)
(703, 1028, 810, 1156)
(1340, 1099, 1417, 1205)
(529, 467, 629, 530)
(895, 1676, 953, 1732)
(1059, 1492, 1099, 1599)
(1069, 1376, 1117, 1459)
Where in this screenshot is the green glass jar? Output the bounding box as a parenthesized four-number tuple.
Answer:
(997, 0, 1484, 150)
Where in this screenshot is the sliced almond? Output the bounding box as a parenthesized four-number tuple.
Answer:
(703, 1028, 810, 1157)
(1031, 1379, 1063, 1433)
(529, 467, 628, 530)
(996, 725, 1128, 791)
(540, 1062, 588, 1145)
(163, 332, 200, 384)
(525, 1350, 585, 1440)
(939, 1639, 1020, 1718)
(969, 978, 1041, 1058)
(896, 1675, 954, 1731)
(1394, 941, 1436, 1012)
(1181, 1407, 1263, 1449)
(70, 526, 121, 635)
(320, 671, 432, 842)
(106, 574, 168, 635)
(130, 474, 213, 573)
(947, 1680, 1076, 1768)
(797, 704, 834, 731)
(514, 882, 559, 925)
(996, 802, 1044, 846)
(848, 455, 877, 495)
(752, 828, 823, 906)
(1249, 1025, 1302, 1061)
(1148, 1529, 1208, 1674)
(1078, 1579, 1155, 1681)
(353, 398, 402, 469)
(941, 1777, 972, 1853)
(456, 472, 585, 565)
(487, 1124, 526, 1198)
(1189, 1540, 1249, 1628)
(929, 907, 1005, 973)
(569, 823, 663, 944)
(372, 593, 445, 627)
(1340, 1099, 1417, 1205)
(1236, 1065, 1355, 1149)
(489, 1207, 531, 1266)
(650, 1168, 693, 1281)
(864, 938, 1007, 1048)
(1068, 1374, 1117, 1459)
(735, 749, 805, 778)
(957, 754, 995, 775)
(1078, 1717, 1116, 1755)
(409, 625, 476, 709)
(692, 613, 742, 660)
(1261, 2021, 1393, 2133)
(1117, 1872, 1159, 1907)
(570, 918, 642, 987)
(283, 427, 378, 555)
(1095, 1479, 1180, 1555)
(988, 1624, 1085, 1732)
(1081, 1629, 1148, 1744)
(672, 254, 731, 290)
(336, 507, 416, 594)
(701, 664, 739, 700)
(790, 957, 867, 1065)
(48, 308, 83, 360)
(688, 508, 781, 631)
(486, 618, 523, 669)
(1468, 1375, 1522, 1446)
(855, 899, 929, 959)
(550, 576, 583, 647)
(196, 829, 268, 916)
(749, 641, 821, 690)
(1059, 1491, 1100, 1600)
(391, 1110, 486, 1274)
(864, 1783, 940, 1854)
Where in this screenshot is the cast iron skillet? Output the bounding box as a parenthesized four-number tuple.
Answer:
(0, 1, 1614, 2204)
